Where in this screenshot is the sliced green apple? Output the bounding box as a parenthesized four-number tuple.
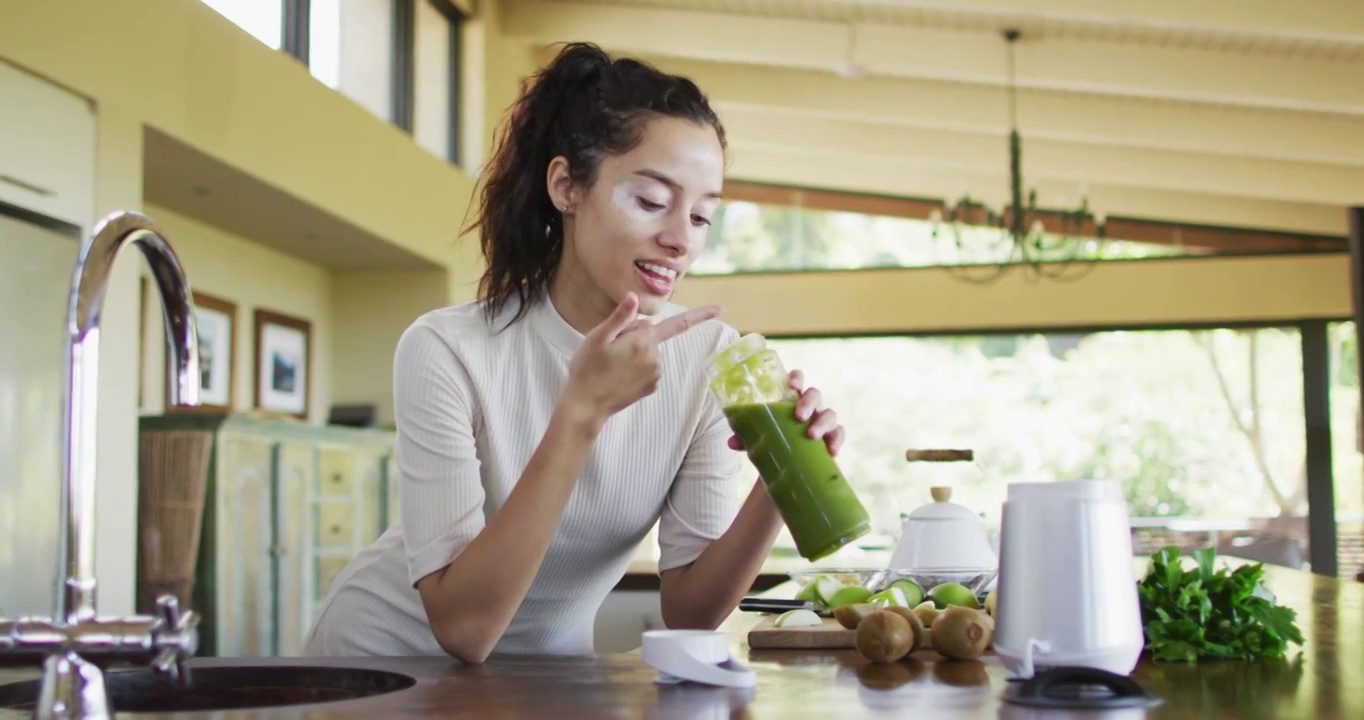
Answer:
(826, 585, 874, 608)
(773, 609, 823, 628)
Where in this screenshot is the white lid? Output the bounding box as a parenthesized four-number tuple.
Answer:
(1007, 479, 1123, 504)
(907, 486, 980, 521)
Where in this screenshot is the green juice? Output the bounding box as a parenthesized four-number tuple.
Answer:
(723, 400, 871, 561)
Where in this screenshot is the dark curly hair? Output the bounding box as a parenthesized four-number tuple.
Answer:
(462, 42, 726, 328)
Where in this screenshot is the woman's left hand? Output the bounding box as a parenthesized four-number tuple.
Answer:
(727, 369, 846, 456)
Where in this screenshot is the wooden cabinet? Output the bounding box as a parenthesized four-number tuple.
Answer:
(136, 413, 396, 657)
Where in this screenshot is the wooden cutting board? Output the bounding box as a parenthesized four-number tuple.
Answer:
(746, 614, 857, 649)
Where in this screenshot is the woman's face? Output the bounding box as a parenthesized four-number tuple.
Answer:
(549, 116, 725, 317)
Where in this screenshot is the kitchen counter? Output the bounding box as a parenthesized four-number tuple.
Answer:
(1, 562, 1359, 719)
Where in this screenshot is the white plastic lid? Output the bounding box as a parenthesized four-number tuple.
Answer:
(907, 486, 980, 521)
(907, 498, 980, 521)
(1006, 479, 1123, 504)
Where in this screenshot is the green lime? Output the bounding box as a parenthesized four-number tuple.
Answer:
(887, 579, 925, 607)
(867, 586, 913, 608)
(928, 582, 981, 609)
(827, 585, 874, 608)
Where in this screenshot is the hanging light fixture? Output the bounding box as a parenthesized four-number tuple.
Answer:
(930, 29, 1108, 285)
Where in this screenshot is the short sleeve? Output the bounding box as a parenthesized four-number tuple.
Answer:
(656, 328, 744, 573)
(391, 323, 487, 588)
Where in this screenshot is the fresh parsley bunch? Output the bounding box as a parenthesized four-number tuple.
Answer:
(1137, 546, 1305, 663)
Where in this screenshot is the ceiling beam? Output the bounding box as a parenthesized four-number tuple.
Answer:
(717, 107, 1364, 207)
(504, 0, 1364, 114)
(856, 25, 1363, 114)
(812, 0, 1364, 41)
(504, 1, 846, 70)
(629, 56, 1364, 168)
(727, 146, 1349, 237)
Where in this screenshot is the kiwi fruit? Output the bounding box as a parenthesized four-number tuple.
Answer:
(855, 610, 914, 663)
(978, 607, 996, 636)
(833, 602, 879, 630)
(930, 606, 994, 661)
(880, 605, 927, 653)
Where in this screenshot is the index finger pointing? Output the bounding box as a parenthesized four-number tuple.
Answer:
(647, 305, 724, 343)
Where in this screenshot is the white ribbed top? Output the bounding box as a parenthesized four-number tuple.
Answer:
(302, 295, 742, 658)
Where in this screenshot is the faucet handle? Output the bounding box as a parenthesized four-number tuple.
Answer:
(152, 595, 199, 686)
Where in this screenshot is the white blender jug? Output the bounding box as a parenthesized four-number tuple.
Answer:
(993, 479, 1145, 679)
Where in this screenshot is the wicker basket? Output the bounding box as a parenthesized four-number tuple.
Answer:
(136, 429, 213, 614)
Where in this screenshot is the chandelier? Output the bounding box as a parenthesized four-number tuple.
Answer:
(929, 29, 1108, 285)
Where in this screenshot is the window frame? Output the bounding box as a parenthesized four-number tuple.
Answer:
(391, 0, 417, 133)
(282, 0, 310, 64)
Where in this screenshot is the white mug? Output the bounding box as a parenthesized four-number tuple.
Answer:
(992, 480, 1145, 679)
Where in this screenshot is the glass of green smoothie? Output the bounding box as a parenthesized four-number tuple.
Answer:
(706, 333, 872, 561)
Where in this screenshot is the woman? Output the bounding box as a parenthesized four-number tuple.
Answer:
(304, 42, 847, 663)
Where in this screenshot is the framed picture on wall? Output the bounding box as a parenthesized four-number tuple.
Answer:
(166, 290, 236, 413)
(254, 308, 311, 419)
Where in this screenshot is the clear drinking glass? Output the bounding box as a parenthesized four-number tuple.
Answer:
(706, 333, 871, 561)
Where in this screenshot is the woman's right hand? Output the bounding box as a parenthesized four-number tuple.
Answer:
(563, 292, 723, 423)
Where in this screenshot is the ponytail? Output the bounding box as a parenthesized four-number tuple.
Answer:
(463, 42, 725, 328)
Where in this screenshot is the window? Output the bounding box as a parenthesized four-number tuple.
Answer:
(301, 0, 464, 159)
(308, 0, 342, 88)
(414, 0, 465, 164)
(743, 326, 1364, 576)
(309, 0, 395, 122)
(695, 184, 1346, 276)
(200, 0, 284, 49)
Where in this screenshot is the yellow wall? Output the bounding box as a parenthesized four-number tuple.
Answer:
(139, 205, 336, 424)
(332, 270, 450, 425)
(0, 0, 476, 269)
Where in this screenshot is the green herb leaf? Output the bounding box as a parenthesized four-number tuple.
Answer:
(1137, 545, 1304, 663)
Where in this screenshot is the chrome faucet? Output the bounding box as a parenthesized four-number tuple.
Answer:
(0, 211, 203, 719)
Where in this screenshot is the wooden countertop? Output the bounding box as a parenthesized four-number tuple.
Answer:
(1, 561, 1359, 719)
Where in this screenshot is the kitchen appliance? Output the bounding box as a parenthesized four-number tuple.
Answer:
(993, 479, 1146, 679)
(889, 480, 998, 572)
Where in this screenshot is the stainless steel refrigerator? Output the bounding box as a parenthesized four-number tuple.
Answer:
(0, 207, 78, 617)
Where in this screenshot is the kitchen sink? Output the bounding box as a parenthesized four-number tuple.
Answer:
(0, 665, 417, 715)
